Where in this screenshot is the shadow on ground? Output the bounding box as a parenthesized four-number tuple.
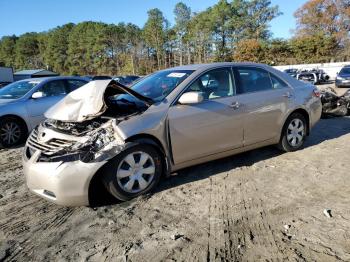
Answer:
(91, 117, 350, 207)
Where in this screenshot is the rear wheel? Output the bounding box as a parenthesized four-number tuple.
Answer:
(0, 117, 27, 148)
(102, 143, 162, 201)
(278, 113, 307, 152)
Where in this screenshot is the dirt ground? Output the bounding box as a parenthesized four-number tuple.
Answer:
(1, 85, 350, 262)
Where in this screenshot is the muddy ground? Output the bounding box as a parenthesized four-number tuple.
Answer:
(1, 85, 350, 261)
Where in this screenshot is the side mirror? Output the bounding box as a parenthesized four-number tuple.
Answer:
(32, 91, 44, 99)
(178, 92, 204, 105)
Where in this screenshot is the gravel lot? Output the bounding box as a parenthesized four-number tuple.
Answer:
(1, 85, 350, 261)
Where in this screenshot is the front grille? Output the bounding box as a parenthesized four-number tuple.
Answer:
(27, 128, 72, 155)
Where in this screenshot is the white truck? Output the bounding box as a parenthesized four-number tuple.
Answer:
(0, 67, 14, 87)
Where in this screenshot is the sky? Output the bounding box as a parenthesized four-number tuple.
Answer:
(0, 0, 307, 39)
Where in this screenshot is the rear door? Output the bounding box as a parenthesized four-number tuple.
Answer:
(233, 66, 293, 146)
(168, 67, 244, 164)
(26, 79, 69, 126)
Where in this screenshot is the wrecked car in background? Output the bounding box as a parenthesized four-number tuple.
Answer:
(283, 68, 298, 78)
(22, 62, 322, 206)
(297, 69, 330, 85)
(320, 87, 350, 117)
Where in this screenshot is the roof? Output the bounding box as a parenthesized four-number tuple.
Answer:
(16, 76, 88, 83)
(169, 62, 302, 87)
(169, 62, 271, 71)
(14, 69, 59, 76)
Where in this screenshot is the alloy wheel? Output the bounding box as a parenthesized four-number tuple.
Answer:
(116, 151, 156, 193)
(287, 118, 305, 147)
(0, 121, 21, 146)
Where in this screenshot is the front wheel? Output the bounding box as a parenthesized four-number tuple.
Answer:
(102, 143, 163, 201)
(278, 113, 307, 152)
(0, 117, 27, 148)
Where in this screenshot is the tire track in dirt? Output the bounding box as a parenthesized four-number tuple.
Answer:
(135, 176, 208, 261)
(236, 176, 304, 261)
(1, 118, 350, 261)
(206, 168, 306, 261)
(1, 199, 77, 261)
(0, 150, 78, 261)
(207, 173, 237, 261)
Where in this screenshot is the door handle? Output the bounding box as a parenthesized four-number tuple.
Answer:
(282, 92, 293, 98)
(229, 101, 240, 109)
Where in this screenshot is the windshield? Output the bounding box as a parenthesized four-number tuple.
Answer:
(340, 67, 350, 75)
(0, 80, 40, 99)
(130, 70, 194, 102)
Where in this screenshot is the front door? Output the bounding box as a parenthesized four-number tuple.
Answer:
(168, 68, 244, 164)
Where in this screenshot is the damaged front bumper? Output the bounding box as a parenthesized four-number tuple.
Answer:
(22, 119, 127, 206)
(23, 151, 106, 206)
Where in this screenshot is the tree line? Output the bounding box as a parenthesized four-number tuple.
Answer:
(0, 0, 349, 76)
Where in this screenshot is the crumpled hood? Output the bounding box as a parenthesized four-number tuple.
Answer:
(45, 79, 153, 122)
(45, 80, 111, 122)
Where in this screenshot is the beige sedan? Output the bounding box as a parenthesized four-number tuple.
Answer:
(23, 63, 322, 206)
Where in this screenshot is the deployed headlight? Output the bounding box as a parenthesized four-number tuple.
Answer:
(336, 76, 344, 80)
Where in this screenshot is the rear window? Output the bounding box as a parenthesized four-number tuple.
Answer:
(236, 67, 272, 94)
(270, 74, 288, 89)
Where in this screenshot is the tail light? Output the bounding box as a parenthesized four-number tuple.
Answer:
(313, 89, 320, 97)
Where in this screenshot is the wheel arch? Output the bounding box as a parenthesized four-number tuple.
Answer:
(125, 133, 170, 176)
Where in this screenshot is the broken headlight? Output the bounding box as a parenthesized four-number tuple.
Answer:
(69, 124, 125, 163)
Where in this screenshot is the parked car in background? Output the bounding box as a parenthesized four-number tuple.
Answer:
(92, 75, 112, 80)
(82, 75, 112, 81)
(335, 66, 350, 88)
(114, 75, 140, 86)
(297, 69, 330, 85)
(22, 62, 322, 206)
(283, 68, 298, 78)
(0, 76, 88, 148)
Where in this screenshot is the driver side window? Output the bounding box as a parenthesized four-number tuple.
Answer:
(185, 68, 235, 100)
